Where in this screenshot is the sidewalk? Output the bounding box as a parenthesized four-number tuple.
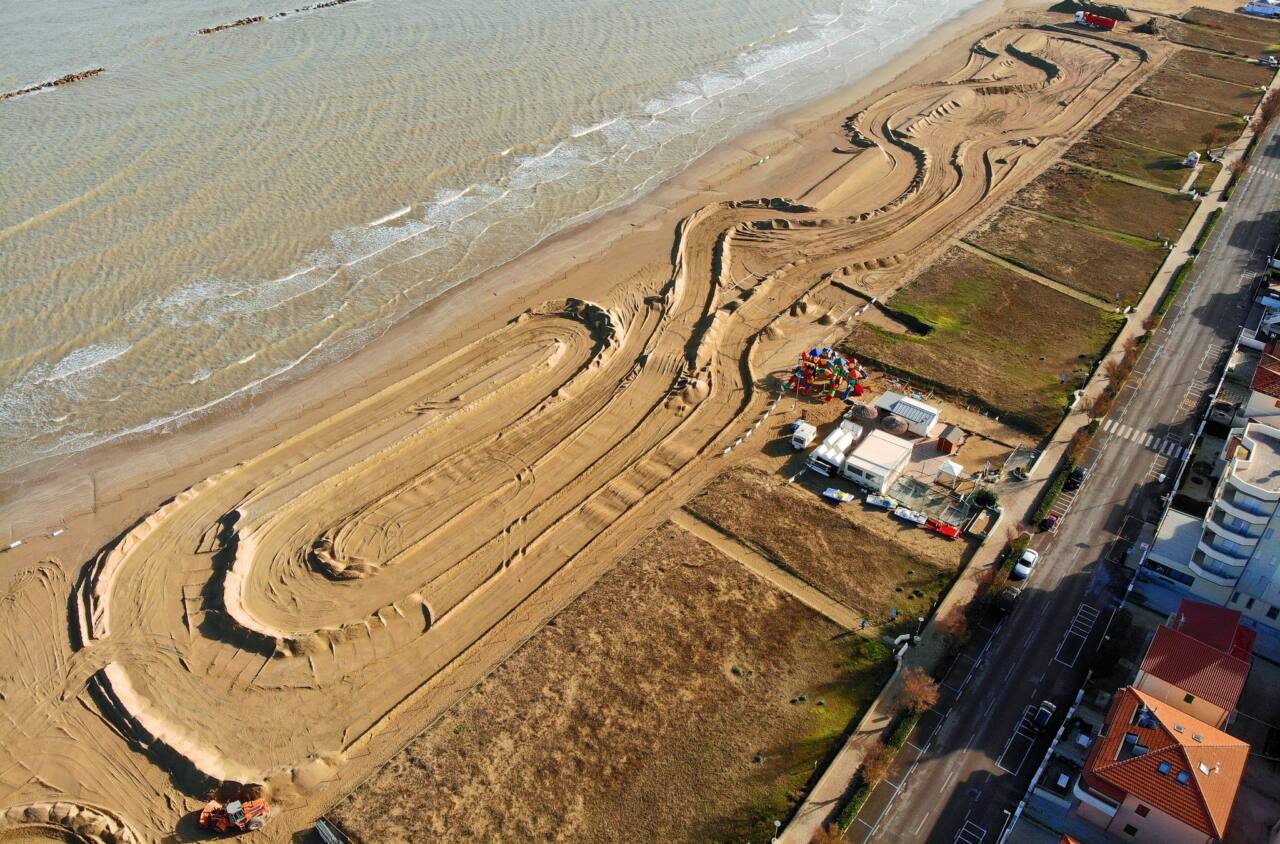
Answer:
(779, 88, 1264, 844)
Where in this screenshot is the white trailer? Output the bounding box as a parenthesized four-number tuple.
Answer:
(806, 420, 862, 476)
(790, 421, 818, 450)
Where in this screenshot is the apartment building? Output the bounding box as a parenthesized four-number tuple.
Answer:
(1147, 420, 1280, 651)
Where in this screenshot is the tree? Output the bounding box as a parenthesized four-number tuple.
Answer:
(861, 743, 894, 785)
(936, 609, 969, 646)
(811, 823, 846, 843)
(901, 666, 940, 714)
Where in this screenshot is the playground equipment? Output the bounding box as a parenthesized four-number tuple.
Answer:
(788, 348, 868, 403)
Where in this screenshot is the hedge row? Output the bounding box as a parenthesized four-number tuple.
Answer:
(1032, 462, 1072, 525)
(1156, 259, 1195, 318)
(1192, 208, 1222, 254)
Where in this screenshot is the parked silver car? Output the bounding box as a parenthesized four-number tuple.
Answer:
(1012, 548, 1040, 580)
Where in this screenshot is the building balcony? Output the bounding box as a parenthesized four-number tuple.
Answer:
(1197, 538, 1250, 565)
(1204, 517, 1262, 546)
(1227, 472, 1280, 503)
(1215, 495, 1272, 524)
(1190, 560, 1240, 588)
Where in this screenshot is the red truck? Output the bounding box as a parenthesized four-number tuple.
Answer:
(1075, 10, 1118, 29)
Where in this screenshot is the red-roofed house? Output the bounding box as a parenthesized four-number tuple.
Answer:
(1172, 599, 1256, 661)
(1135, 625, 1250, 729)
(1073, 688, 1248, 844)
(1244, 340, 1280, 412)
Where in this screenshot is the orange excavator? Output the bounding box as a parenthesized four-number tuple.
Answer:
(199, 782, 271, 834)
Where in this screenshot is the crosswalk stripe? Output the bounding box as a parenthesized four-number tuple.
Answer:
(1163, 441, 1177, 456)
(1103, 418, 1116, 433)
(1143, 433, 1156, 448)
(1119, 424, 1132, 439)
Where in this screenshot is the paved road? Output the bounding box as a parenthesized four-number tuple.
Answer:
(849, 126, 1280, 844)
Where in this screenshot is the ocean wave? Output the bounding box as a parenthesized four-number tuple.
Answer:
(40, 341, 132, 385)
(3, 0, 991, 472)
(366, 205, 412, 227)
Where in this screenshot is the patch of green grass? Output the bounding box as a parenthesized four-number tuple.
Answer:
(966, 207, 1165, 305)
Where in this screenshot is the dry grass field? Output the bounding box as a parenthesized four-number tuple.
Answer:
(1065, 132, 1218, 192)
(1137, 64, 1263, 117)
(965, 206, 1166, 304)
(1165, 49, 1275, 87)
(685, 467, 957, 621)
(1090, 95, 1243, 156)
(329, 522, 895, 843)
(1183, 6, 1280, 45)
(1011, 163, 1196, 241)
(841, 248, 1121, 433)
(1164, 15, 1277, 58)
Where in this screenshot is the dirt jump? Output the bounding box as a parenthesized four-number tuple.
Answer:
(0, 27, 1151, 840)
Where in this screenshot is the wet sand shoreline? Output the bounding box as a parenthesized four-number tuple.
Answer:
(0, 0, 1025, 561)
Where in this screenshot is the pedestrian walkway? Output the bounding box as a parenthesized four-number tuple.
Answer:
(1097, 418, 1191, 459)
(670, 509, 871, 632)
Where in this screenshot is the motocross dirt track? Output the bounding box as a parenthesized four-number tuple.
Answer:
(0, 27, 1150, 841)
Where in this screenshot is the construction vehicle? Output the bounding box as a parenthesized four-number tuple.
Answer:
(199, 787, 271, 835)
(1074, 10, 1117, 29)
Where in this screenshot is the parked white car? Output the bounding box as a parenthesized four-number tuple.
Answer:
(1012, 548, 1040, 580)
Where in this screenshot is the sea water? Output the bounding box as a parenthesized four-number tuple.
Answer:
(0, 0, 982, 472)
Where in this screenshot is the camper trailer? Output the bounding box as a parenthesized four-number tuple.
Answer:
(806, 420, 862, 476)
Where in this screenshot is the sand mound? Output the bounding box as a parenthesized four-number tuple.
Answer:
(3, 24, 1150, 838)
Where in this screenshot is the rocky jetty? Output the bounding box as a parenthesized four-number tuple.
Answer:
(198, 0, 360, 35)
(1, 68, 104, 102)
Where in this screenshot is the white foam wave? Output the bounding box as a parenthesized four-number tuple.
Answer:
(571, 117, 618, 139)
(40, 342, 131, 385)
(366, 205, 412, 227)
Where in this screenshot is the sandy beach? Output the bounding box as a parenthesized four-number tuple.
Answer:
(0, 0, 1242, 839)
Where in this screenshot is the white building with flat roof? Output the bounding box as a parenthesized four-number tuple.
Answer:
(841, 429, 913, 494)
(874, 392, 942, 437)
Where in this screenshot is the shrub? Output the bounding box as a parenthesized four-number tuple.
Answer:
(972, 487, 999, 508)
(1193, 208, 1222, 253)
(902, 666, 941, 713)
(838, 778, 874, 831)
(887, 710, 922, 750)
(1032, 463, 1071, 524)
(1157, 259, 1195, 316)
